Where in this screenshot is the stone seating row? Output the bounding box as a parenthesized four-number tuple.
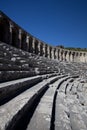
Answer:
(0, 75, 63, 130)
(0, 42, 87, 130)
(0, 42, 60, 82)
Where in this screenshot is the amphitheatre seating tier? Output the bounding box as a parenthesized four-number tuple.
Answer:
(0, 42, 87, 130)
(0, 11, 87, 130)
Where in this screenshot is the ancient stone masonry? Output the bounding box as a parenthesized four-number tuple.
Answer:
(0, 11, 87, 63)
(0, 11, 87, 130)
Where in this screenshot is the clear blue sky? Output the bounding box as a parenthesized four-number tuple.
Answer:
(0, 0, 87, 48)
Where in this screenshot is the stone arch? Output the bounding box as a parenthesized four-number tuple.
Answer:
(21, 32, 27, 51)
(12, 26, 19, 47)
(0, 17, 10, 44)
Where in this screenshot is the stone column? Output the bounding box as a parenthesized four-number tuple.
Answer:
(82, 53, 84, 62)
(59, 49, 61, 61)
(85, 53, 87, 63)
(79, 53, 82, 62)
(62, 51, 65, 61)
(47, 46, 50, 59)
(18, 29, 22, 49)
(60, 50, 63, 61)
(52, 48, 55, 59)
(72, 52, 75, 62)
(78, 53, 80, 62)
(70, 53, 73, 62)
(57, 49, 60, 60)
(26, 35, 30, 52)
(64, 51, 67, 61)
(66, 51, 69, 61)
(40, 43, 43, 56)
(38, 41, 41, 56)
(32, 38, 35, 53)
(43, 44, 46, 57)
(9, 22, 13, 45)
(55, 48, 58, 60)
(74, 53, 76, 62)
(84, 53, 86, 63)
(75, 53, 78, 62)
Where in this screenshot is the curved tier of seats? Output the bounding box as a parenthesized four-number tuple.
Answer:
(0, 42, 87, 130)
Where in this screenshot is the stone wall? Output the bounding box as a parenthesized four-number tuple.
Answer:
(0, 11, 87, 63)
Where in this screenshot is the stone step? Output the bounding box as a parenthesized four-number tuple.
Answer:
(0, 70, 36, 83)
(55, 93, 72, 130)
(54, 78, 74, 130)
(0, 63, 22, 71)
(26, 76, 69, 130)
(0, 75, 42, 105)
(0, 75, 62, 130)
(69, 104, 87, 130)
(59, 78, 74, 94)
(55, 78, 87, 130)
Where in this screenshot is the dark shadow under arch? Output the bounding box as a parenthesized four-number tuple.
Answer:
(0, 18, 10, 44)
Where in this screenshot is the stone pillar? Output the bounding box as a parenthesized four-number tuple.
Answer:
(62, 51, 65, 61)
(72, 52, 75, 62)
(78, 53, 81, 62)
(76, 53, 78, 62)
(82, 53, 84, 62)
(43, 44, 46, 57)
(64, 51, 67, 61)
(18, 29, 22, 49)
(85, 53, 87, 63)
(9, 22, 13, 45)
(74, 53, 76, 62)
(54, 48, 56, 59)
(79, 53, 82, 62)
(58, 49, 60, 60)
(40, 43, 43, 56)
(61, 50, 63, 61)
(70, 53, 73, 62)
(32, 38, 35, 53)
(47, 46, 50, 59)
(84, 53, 86, 63)
(49, 47, 52, 59)
(38, 41, 41, 56)
(26, 35, 30, 52)
(55, 48, 58, 60)
(59, 50, 61, 61)
(52, 48, 55, 59)
(66, 51, 69, 61)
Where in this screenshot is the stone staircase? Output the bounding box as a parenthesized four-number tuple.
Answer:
(0, 42, 87, 130)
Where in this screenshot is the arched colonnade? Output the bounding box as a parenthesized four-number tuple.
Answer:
(0, 11, 87, 63)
